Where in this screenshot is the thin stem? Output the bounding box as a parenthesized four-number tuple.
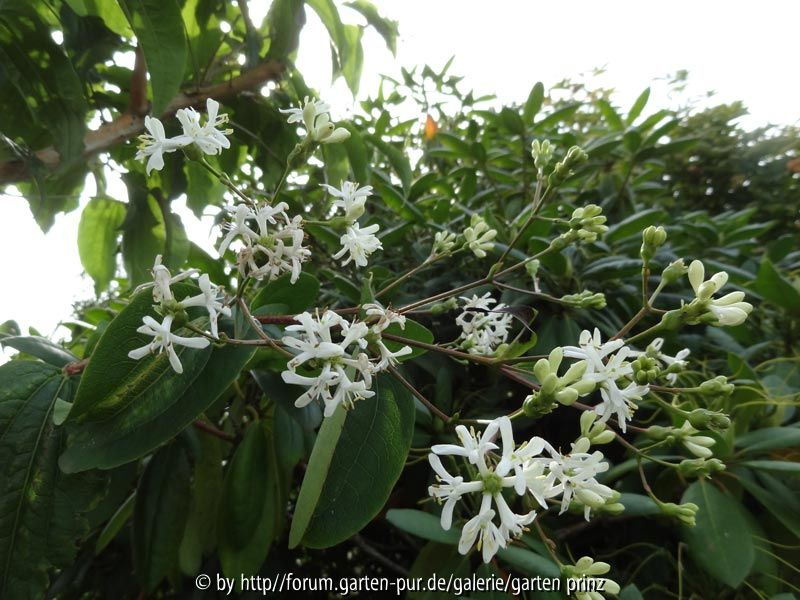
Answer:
(193, 419, 236, 442)
(492, 178, 544, 270)
(237, 297, 292, 357)
(376, 255, 435, 298)
(388, 365, 452, 423)
(382, 332, 496, 366)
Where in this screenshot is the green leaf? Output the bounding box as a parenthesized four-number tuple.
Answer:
(288, 404, 348, 548)
(523, 82, 545, 122)
(219, 423, 278, 578)
(751, 258, 800, 315)
(65, 0, 132, 36)
(386, 509, 459, 545)
(0, 335, 77, 367)
(0, 362, 103, 600)
(95, 493, 135, 554)
(264, 0, 306, 60)
(627, 87, 651, 124)
(251, 272, 321, 314)
(735, 469, 800, 538)
(681, 480, 755, 587)
(741, 460, 800, 474)
(619, 492, 660, 516)
(120, 0, 188, 115)
(341, 24, 364, 95)
(301, 375, 415, 547)
(252, 370, 322, 431)
(60, 305, 252, 471)
(78, 197, 126, 293)
(367, 135, 412, 191)
(132, 442, 191, 593)
(344, 1, 398, 55)
(735, 427, 800, 453)
(596, 99, 623, 131)
(382, 318, 434, 361)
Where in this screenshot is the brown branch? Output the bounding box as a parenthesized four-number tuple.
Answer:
(1, 60, 285, 184)
(127, 45, 149, 116)
(192, 418, 236, 442)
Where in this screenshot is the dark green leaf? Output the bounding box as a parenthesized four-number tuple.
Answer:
(0, 336, 77, 367)
(120, 0, 188, 115)
(386, 509, 459, 545)
(681, 480, 755, 587)
(301, 375, 414, 547)
(78, 197, 126, 293)
(132, 442, 191, 593)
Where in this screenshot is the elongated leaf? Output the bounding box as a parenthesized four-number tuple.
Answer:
(95, 493, 135, 554)
(219, 423, 278, 578)
(132, 442, 191, 593)
(681, 481, 755, 587)
(741, 460, 800, 474)
(386, 509, 458, 545)
(78, 197, 126, 293)
(0, 362, 102, 600)
(604, 208, 667, 243)
(497, 545, 561, 578)
(383, 318, 434, 361)
(0, 336, 77, 367)
(121, 0, 188, 115)
(302, 375, 415, 547)
(288, 404, 347, 548)
(735, 469, 800, 538)
(735, 427, 800, 453)
(344, 1, 398, 55)
(751, 258, 800, 315)
(627, 87, 651, 124)
(523, 82, 545, 122)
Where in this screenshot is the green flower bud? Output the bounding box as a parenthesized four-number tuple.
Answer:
(560, 290, 607, 309)
(659, 309, 684, 331)
(699, 376, 734, 397)
(522, 391, 557, 417)
(678, 457, 726, 478)
(429, 297, 458, 315)
(661, 258, 688, 284)
(687, 408, 731, 431)
(659, 501, 699, 527)
(640, 225, 667, 262)
(555, 387, 579, 405)
(530, 139, 554, 171)
(644, 425, 673, 441)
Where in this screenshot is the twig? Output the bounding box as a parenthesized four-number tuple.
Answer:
(388, 365, 452, 423)
(192, 419, 236, 442)
(351, 534, 410, 577)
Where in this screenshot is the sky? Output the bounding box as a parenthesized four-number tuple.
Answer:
(1, 0, 798, 361)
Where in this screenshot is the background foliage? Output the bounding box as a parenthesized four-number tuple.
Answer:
(1, 1, 799, 599)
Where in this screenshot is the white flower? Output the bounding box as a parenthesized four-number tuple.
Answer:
(429, 417, 540, 563)
(178, 274, 231, 338)
(128, 314, 210, 374)
(590, 347, 648, 432)
(134, 254, 197, 303)
(675, 421, 716, 458)
(175, 98, 232, 155)
(455, 293, 513, 356)
(280, 97, 350, 144)
(218, 204, 258, 255)
(563, 328, 624, 374)
(321, 181, 372, 222)
(135, 116, 189, 175)
(687, 260, 753, 326)
(545, 438, 614, 521)
(281, 310, 375, 416)
(364, 302, 405, 333)
(458, 504, 507, 564)
(333, 223, 382, 267)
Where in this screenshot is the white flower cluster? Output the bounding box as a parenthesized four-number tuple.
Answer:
(563, 329, 650, 432)
(322, 181, 383, 268)
(218, 201, 310, 284)
(136, 98, 232, 174)
(428, 416, 614, 563)
(128, 256, 230, 373)
(280, 303, 411, 417)
(455, 293, 513, 355)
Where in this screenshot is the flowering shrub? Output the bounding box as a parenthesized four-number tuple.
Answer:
(1, 2, 800, 599)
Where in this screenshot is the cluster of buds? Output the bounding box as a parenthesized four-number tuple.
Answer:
(554, 204, 608, 248)
(280, 97, 350, 148)
(560, 290, 607, 309)
(577, 410, 616, 446)
(463, 214, 498, 258)
(522, 348, 596, 416)
(640, 225, 667, 262)
(432, 230, 458, 257)
(678, 457, 726, 479)
(658, 500, 700, 527)
(548, 145, 588, 187)
(561, 557, 621, 600)
(530, 139, 554, 175)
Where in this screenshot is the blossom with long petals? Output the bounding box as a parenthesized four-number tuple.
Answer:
(333, 223, 382, 267)
(179, 274, 231, 338)
(175, 98, 232, 155)
(134, 255, 197, 303)
(280, 97, 350, 144)
(128, 314, 210, 374)
(562, 328, 624, 374)
(687, 260, 753, 326)
(455, 293, 513, 356)
(321, 181, 372, 222)
(135, 116, 189, 174)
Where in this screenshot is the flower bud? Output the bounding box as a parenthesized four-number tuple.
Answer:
(661, 258, 688, 284)
(660, 501, 699, 527)
(687, 408, 731, 431)
(678, 457, 726, 478)
(530, 139, 554, 171)
(429, 297, 458, 315)
(699, 376, 734, 397)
